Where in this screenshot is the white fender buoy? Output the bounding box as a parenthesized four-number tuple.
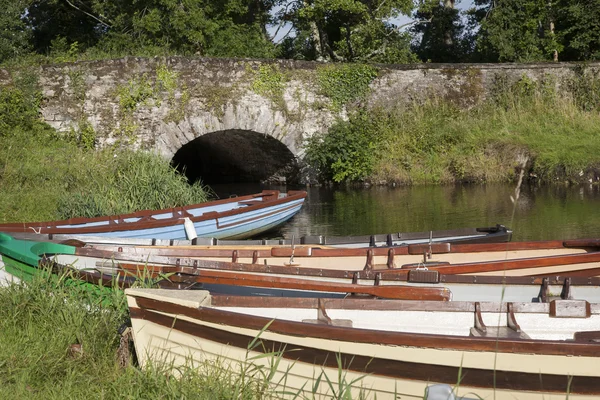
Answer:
(183, 217, 198, 240)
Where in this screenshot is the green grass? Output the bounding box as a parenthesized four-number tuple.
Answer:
(0, 131, 211, 223)
(0, 270, 273, 399)
(305, 83, 600, 185)
(0, 272, 379, 399)
(372, 96, 600, 185)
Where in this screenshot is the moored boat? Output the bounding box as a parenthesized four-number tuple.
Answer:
(6, 224, 513, 247)
(126, 288, 600, 399)
(32, 235, 600, 277)
(0, 190, 306, 240)
(3, 233, 600, 302)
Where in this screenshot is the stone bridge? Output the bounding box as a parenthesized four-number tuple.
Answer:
(2, 57, 594, 184)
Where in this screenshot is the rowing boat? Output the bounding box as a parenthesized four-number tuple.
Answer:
(3, 233, 600, 302)
(6, 224, 513, 247)
(39, 235, 600, 277)
(126, 288, 600, 399)
(0, 190, 306, 240)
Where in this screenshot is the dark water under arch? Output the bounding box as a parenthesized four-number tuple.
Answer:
(172, 129, 298, 184)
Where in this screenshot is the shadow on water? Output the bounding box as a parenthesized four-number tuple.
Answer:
(208, 183, 600, 242)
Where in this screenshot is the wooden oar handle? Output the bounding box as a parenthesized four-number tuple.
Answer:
(563, 239, 600, 248)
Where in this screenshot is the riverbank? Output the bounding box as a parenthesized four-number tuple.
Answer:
(0, 131, 211, 224)
(305, 75, 600, 186)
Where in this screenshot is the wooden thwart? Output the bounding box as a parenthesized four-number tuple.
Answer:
(470, 302, 531, 339)
(302, 298, 353, 327)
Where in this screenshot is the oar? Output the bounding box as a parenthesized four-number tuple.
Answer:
(165, 267, 451, 301)
(115, 260, 451, 300)
(376, 251, 600, 277)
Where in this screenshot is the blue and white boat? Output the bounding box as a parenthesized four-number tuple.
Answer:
(0, 190, 306, 240)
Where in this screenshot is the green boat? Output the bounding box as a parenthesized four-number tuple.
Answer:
(0, 232, 75, 272)
(0, 233, 124, 294)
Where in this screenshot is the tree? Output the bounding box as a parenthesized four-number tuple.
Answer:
(0, 0, 31, 62)
(26, 0, 100, 53)
(411, 0, 469, 62)
(554, 0, 600, 61)
(276, 0, 417, 63)
(469, 0, 561, 62)
(89, 0, 277, 56)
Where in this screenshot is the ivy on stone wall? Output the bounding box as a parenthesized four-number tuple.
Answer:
(114, 64, 189, 144)
(116, 74, 154, 113)
(249, 64, 287, 109)
(316, 64, 378, 110)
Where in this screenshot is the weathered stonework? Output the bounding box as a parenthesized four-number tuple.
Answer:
(0, 58, 597, 164)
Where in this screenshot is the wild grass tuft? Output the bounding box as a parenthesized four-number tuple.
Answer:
(0, 272, 376, 399)
(0, 271, 268, 399)
(0, 130, 211, 223)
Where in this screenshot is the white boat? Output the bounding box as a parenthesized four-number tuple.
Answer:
(126, 288, 600, 400)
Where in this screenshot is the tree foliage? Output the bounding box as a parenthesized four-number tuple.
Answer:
(0, 1, 599, 65)
(554, 0, 600, 61)
(0, 0, 31, 63)
(277, 0, 417, 63)
(469, 0, 560, 62)
(411, 1, 470, 62)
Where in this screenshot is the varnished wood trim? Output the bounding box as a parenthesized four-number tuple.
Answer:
(407, 242, 451, 255)
(164, 268, 452, 300)
(72, 245, 600, 281)
(208, 296, 558, 314)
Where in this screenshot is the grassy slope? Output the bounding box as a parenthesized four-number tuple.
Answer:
(370, 97, 600, 185)
(0, 132, 211, 224)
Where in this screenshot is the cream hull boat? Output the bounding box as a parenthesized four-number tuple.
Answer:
(79, 239, 600, 277)
(126, 288, 600, 400)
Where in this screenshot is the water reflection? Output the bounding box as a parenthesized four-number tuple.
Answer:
(209, 183, 600, 241)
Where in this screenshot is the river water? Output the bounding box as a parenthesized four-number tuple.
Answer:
(210, 183, 600, 242)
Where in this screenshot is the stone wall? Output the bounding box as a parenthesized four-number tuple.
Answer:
(0, 58, 596, 162)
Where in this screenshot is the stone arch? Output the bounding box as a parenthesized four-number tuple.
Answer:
(171, 129, 300, 184)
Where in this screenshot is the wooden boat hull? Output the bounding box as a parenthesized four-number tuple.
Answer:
(126, 289, 600, 400)
(6, 224, 513, 247)
(3, 233, 600, 302)
(71, 239, 600, 279)
(0, 190, 306, 240)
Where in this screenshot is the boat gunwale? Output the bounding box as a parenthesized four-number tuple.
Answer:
(67, 244, 600, 280)
(38, 257, 600, 291)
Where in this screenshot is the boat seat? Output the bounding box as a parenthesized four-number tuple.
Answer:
(302, 298, 353, 327)
(573, 331, 600, 342)
(469, 302, 530, 339)
(302, 318, 353, 327)
(401, 261, 450, 269)
(470, 326, 531, 340)
(238, 200, 265, 206)
(407, 242, 451, 255)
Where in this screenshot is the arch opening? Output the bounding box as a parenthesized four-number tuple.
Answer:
(172, 129, 300, 185)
